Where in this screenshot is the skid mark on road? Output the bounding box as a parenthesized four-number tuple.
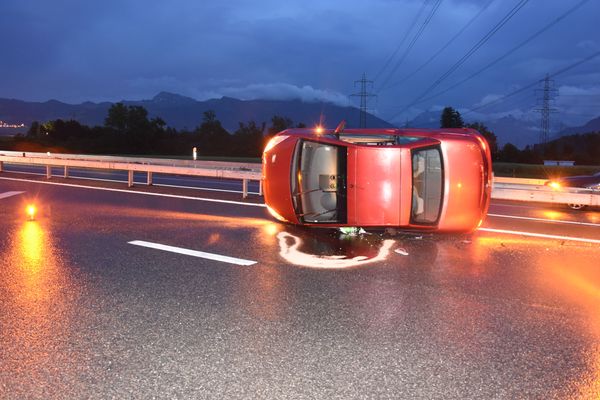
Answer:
(128, 240, 257, 266)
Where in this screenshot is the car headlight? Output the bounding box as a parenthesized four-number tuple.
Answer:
(264, 135, 289, 153)
(547, 181, 561, 190)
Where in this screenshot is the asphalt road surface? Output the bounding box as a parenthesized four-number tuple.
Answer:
(1, 172, 599, 399)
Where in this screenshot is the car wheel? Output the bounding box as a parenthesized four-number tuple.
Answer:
(568, 203, 586, 210)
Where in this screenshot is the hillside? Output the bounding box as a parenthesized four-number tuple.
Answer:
(0, 92, 393, 133)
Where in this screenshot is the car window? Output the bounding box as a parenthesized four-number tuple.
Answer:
(411, 147, 443, 224)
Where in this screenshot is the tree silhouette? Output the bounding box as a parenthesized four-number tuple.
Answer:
(194, 110, 231, 156)
(268, 115, 293, 136)
(440, 107, 464, 128)
(105, 103, 128, 131)
(233, 120, 265, 157)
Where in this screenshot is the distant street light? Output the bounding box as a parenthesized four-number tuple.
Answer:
(193, 147, 197, 161)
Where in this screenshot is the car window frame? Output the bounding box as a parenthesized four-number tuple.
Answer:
(409, 144, 444, 226)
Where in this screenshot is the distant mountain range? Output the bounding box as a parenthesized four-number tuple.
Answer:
(404, 110, 540, 148)
(0, 92, 393, 135)
(405, 110, 600, 149)
(557, 116, 600, 136)
(1, 92, 598, 149)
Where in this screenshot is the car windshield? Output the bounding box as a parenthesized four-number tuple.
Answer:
(291, 140, 347, 223)
(411, 147, 443, 224)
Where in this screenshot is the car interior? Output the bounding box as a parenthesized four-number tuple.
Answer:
(295, 141, 344, 223)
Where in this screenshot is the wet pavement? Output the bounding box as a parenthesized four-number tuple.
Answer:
(1, 176, 599, 399)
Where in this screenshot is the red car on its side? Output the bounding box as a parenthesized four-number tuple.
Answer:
(262, 127, 492, 233)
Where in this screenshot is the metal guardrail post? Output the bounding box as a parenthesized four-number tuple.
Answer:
(147, 171, 153, 186)
(242, 179, 248, 199)
(128, 170, 134, 187)
(46, 165, 51, 179)
(64, 166, 69, 178)
(259, 179, 263, 196)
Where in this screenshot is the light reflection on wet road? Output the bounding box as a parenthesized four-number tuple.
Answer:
(1, 219, 89, 398)
(0, 177, 599, 399)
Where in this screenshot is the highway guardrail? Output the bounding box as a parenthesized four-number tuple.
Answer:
(492, 177, 599, 208)
(1, 152, 597, 207)
(0, 151, 262, 198)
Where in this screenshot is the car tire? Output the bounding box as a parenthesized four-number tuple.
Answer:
(568, 203, 586, 210)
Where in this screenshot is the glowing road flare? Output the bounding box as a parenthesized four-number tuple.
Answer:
(26, 204, 36, 220)
(276, 231, 395, 269)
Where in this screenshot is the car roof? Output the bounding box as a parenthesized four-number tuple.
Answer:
(279, 127, 480, 137)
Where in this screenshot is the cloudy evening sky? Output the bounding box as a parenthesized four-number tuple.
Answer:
(1, 0, 599, 125)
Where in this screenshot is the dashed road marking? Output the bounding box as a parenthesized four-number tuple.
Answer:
(0, 191, 25, 200)
(128, 240, 257, 266)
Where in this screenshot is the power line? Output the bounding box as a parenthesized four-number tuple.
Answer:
(416, 0, 591, 104)
(382, 0, 495, 93)
(372, 0, 430, 83)
(463, 50, 600, 115)
(389, 0, 529, 120)
(377, 0, 444, 92)
(351, 73, 377, 128)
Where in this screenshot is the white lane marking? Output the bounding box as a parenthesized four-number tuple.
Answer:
(0, 191, 25, 199)
(128, 240, 257, 266)
(488, 213, 600, 227)
(478, 228, 600, 245)
(0, 176, 266, 208)
(1, 169, 260, 195)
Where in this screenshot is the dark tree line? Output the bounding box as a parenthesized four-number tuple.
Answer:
(10, 104, 598, 165)
(11, 104, 304, 158)
(440, 106, 499, 159)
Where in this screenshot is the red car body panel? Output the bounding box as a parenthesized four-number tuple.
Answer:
(263, 128, 492, 232)
(348, 146, 402, 226)
(437, 134, 491, 231)
(262, 135, 300, 224)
